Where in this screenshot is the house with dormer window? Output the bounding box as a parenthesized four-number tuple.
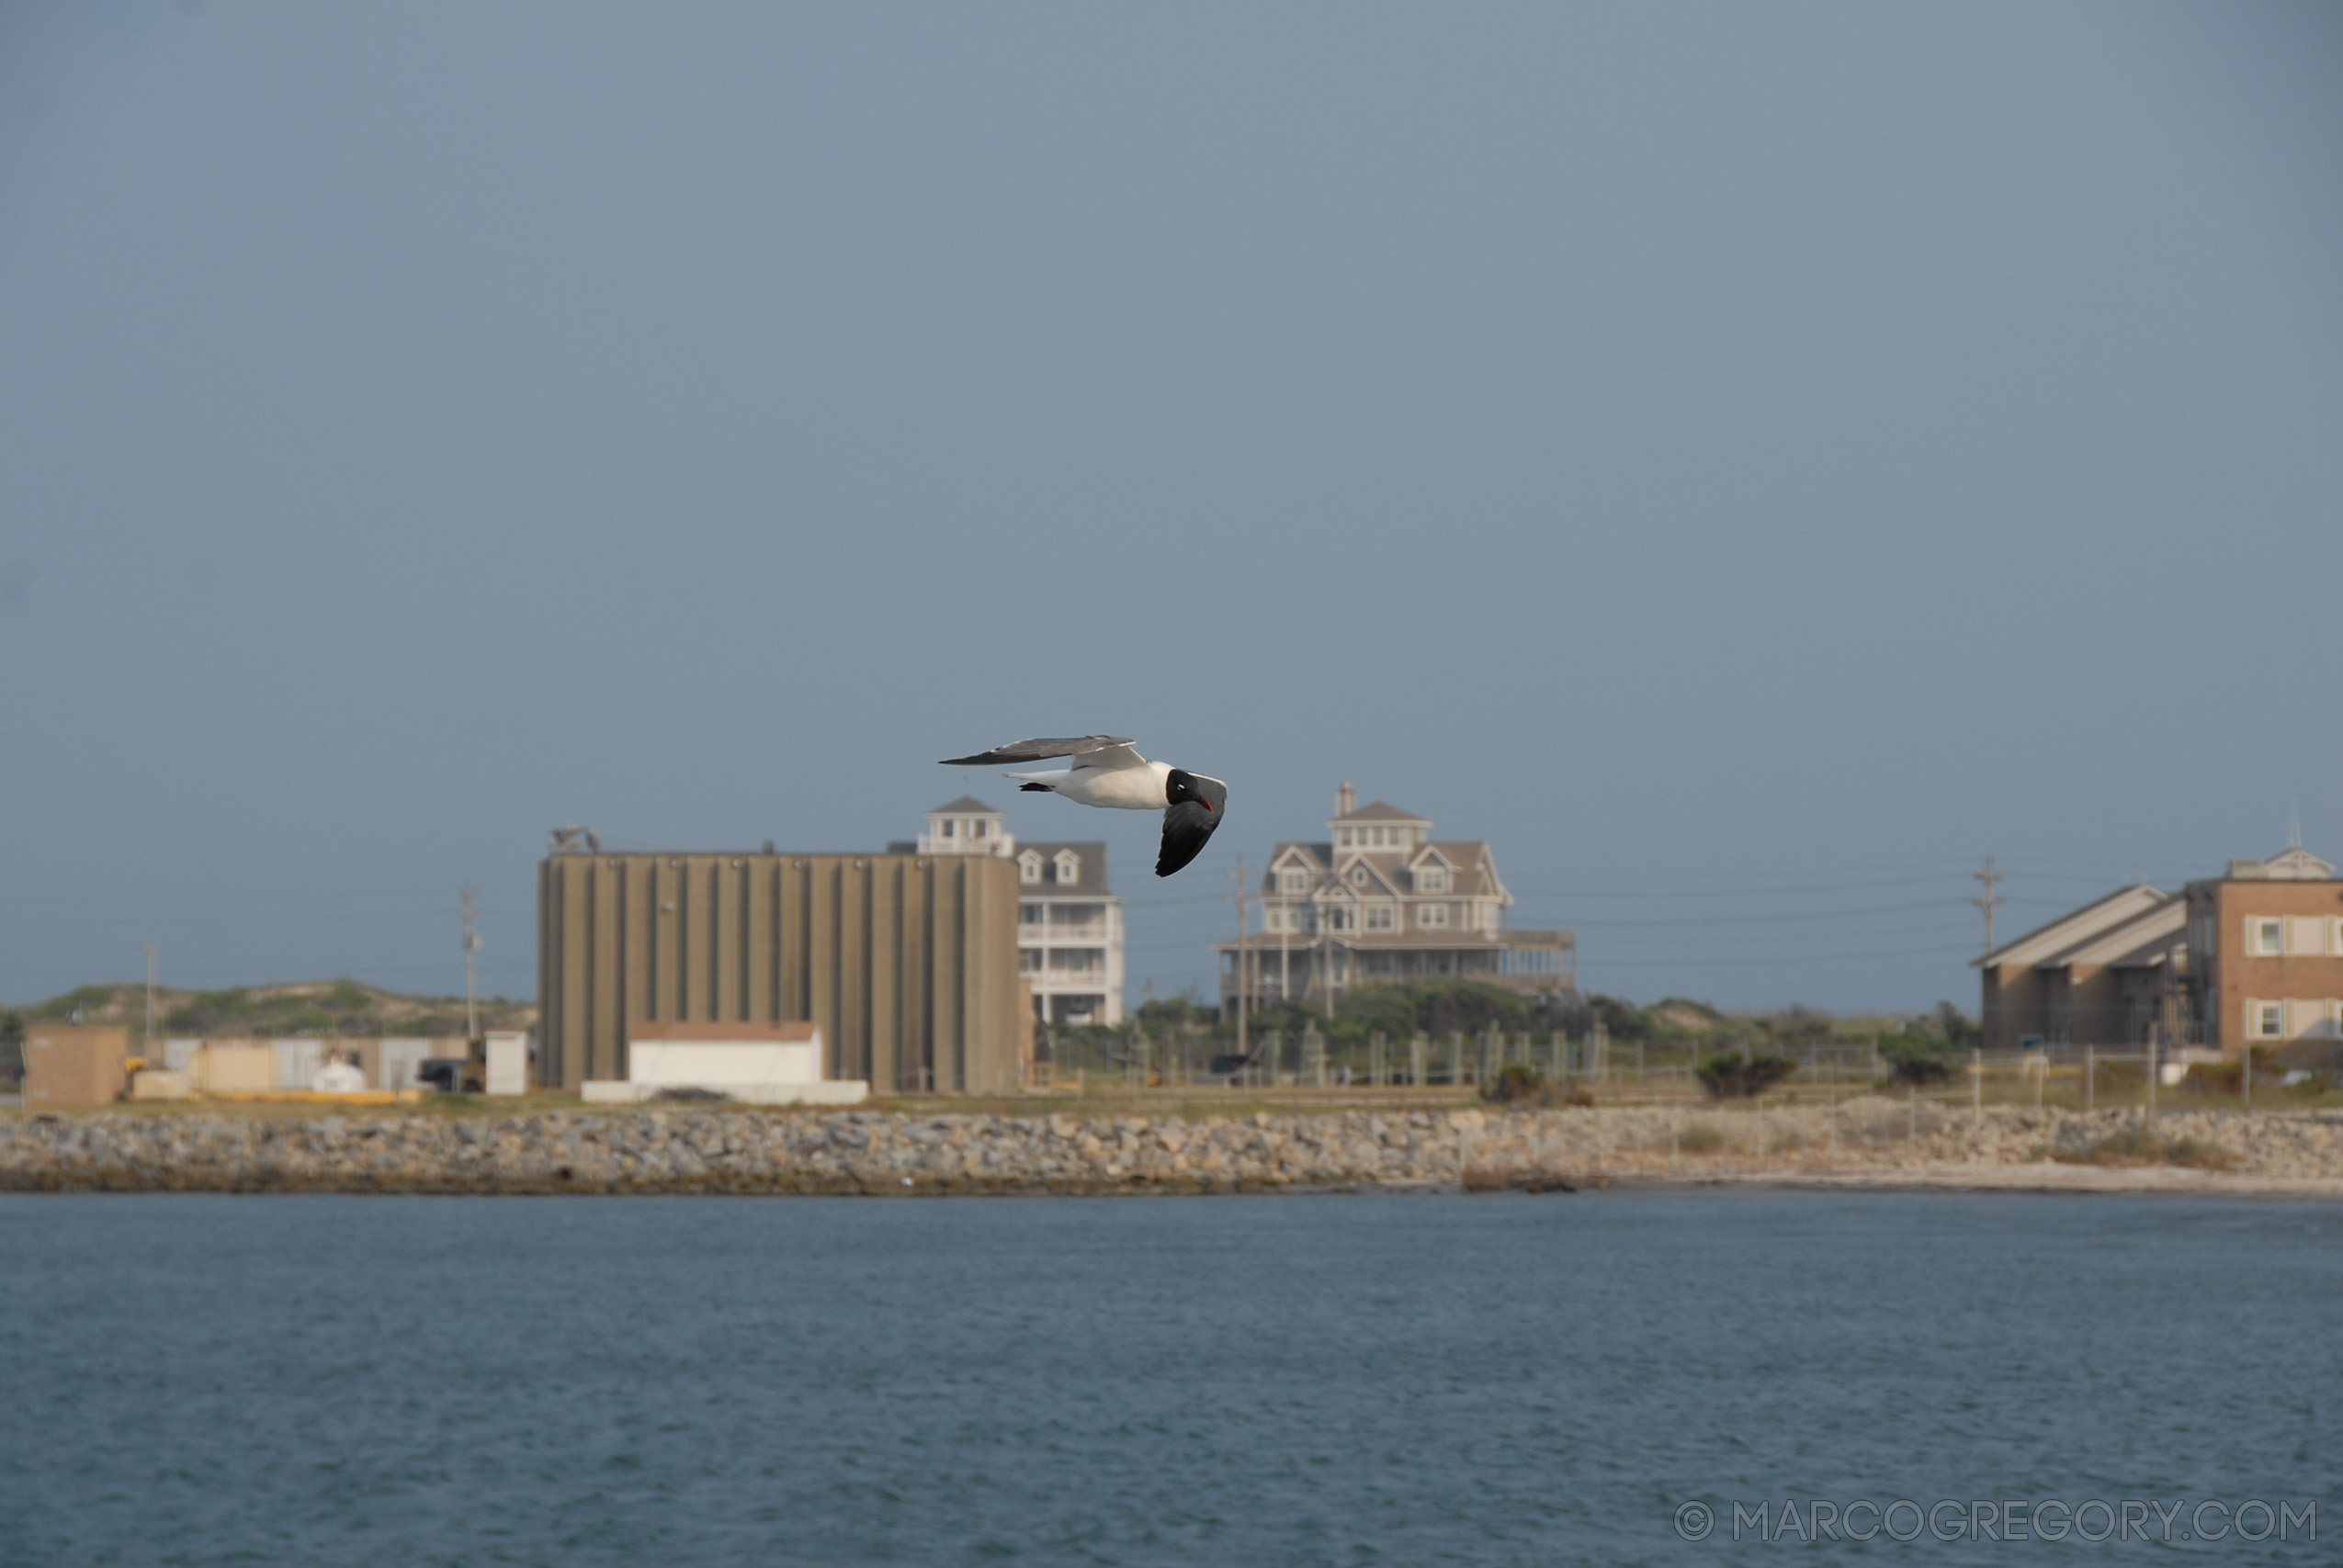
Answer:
(1215, 784, 1575, 1015)
(895, 798, 1123, 1026)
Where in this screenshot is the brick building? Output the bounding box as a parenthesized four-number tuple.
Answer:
(1976, 844, 2343, 1059)
(2183, 847, 2343, 1056)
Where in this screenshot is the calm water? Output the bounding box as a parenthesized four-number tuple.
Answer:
(1, 1190, 2337, 1565)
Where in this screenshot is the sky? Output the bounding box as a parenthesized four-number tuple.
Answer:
(3, 2, 2339, 1015)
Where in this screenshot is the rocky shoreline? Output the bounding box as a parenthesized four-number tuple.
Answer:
(6, 1100, 2343, 1196)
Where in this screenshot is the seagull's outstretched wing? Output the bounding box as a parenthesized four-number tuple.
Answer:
(1071, 742, 1146, 773)
(940, 735, 1136, 766)
(1156, 773, 1228, 877)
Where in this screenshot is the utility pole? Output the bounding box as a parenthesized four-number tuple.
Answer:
(144, 944, 157, 1068)
(1227, 859, 1250, 1069)
(462, 886, 481, 1040)
(1279, 892, 1290, 1014)
(1973, 856, 2005, 957)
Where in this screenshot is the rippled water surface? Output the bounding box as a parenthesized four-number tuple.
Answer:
(1, 1190, 2337, 1564)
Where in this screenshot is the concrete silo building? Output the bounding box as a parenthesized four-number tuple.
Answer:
(538, 836, 1033, 1094)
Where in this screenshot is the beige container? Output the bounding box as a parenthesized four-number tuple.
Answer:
(130, 1069, 192, 1101)
(191, 1041, 276, 1094)
(483, 1032, 530, 1095)
(24, 1026, 130, 1110)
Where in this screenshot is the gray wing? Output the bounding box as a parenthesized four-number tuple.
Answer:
(1155, 774, 1228, 877)
(940, 735, 1135, 766)
(1070, 742, 1146, 773)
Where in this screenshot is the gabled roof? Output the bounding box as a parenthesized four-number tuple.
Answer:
(2042, 894, 2185, 970)
(1429, 841, 1508, 901)
(1014, 840, 1113, 896)
(1334, 856, 1408, 897)
(1338, 800, 1428, 823)
(1262, 839, 1511, 901)
(2217, 846, 2337, 882)
(931, 795, 1001, 816)
(1974, 883, 2167, 970)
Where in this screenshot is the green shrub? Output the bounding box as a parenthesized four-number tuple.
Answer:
(1481, 1063, 1545, 1103)
(1695, 1050, 1796, 1100)
(1880, 1039, 1959, 1087)
(2053, 1126, 2235, 1170)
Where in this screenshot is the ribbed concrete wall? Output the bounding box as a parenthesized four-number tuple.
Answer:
(538, 852, 1029, 1093)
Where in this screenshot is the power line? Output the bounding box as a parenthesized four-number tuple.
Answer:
(1511, 856, 1980, 884)
(0, 908, 515, 930)
(1507, 897, 1970, 930)
(0, 885, 490, 911)
(1510, 874, 1955, 899)
(462, 886, 481, 1040)
(1587, 941, 1980, 970)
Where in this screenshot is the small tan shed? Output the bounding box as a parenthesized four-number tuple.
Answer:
(24, 1026, 130, 1110)
(190, 1040, 277, 1094)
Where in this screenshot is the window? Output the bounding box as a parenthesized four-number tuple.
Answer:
(1020, 948, 1044, 972)
(1049, 948, 1104, 973)
(1019, 902, 1046, 926)
(1327, 907, 1355, 931)
(1055, 903, 1105, 928)
(1265, 906, 1300, 933)
(1364, 905, 1395, 931)
(970, 819, 987, 839)
(1280, 869, 1309, 894)
(1055, 852, 1081, 885)
(1419, 904, 1450, 929)
(1352, 866, 1369, 886)
(1019, 853, 1042, 886)
(1338, 829, 1356, 847)
(940, 819, 955, 838)
(1417, 866, 1448, 893)
(2250, 999, 2282, 1038)
(2249, 918, 2283, 955)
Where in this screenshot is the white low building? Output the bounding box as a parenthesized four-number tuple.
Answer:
(582, 1021, 868, 1105)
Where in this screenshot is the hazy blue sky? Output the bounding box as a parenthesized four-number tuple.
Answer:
(3, 2, 2338, 1015)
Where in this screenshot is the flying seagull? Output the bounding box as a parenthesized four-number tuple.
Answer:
(939, 735, 1228, 877)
